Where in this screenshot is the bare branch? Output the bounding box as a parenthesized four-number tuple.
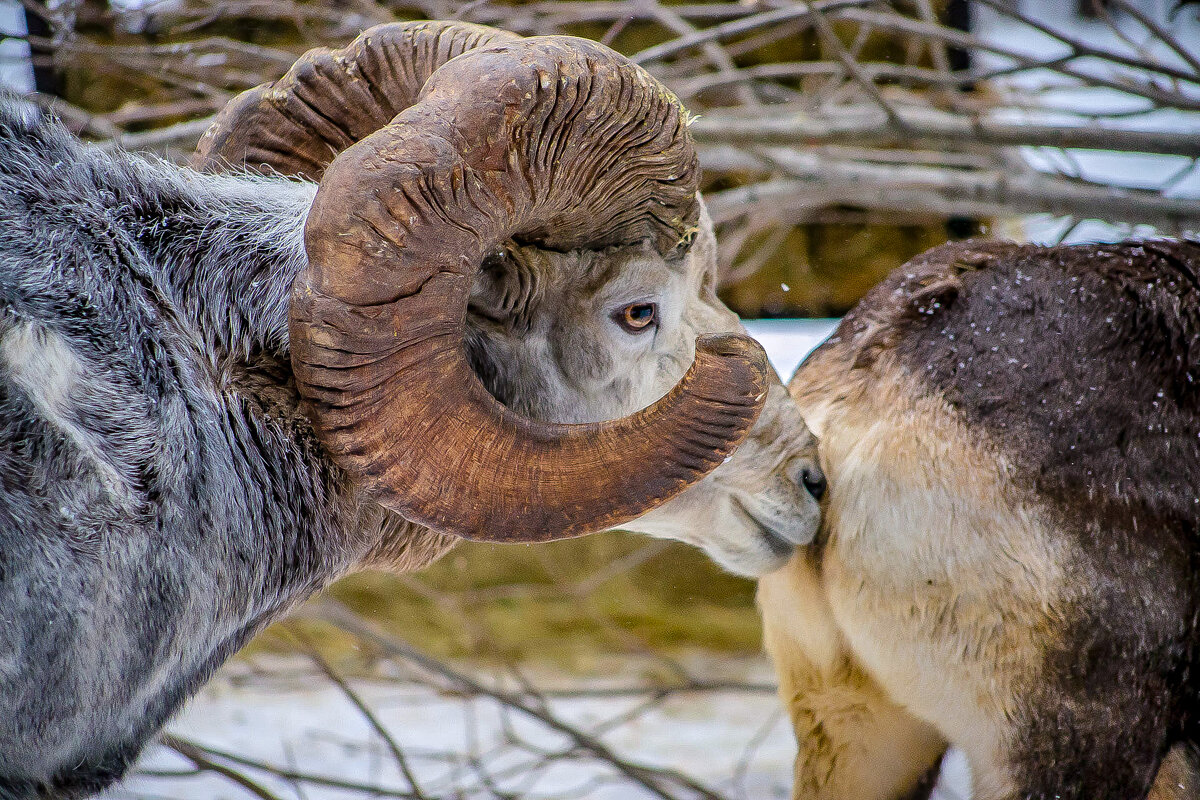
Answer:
(701, 160, 1200, 234)
(160, 735, 288, 800)
(292, 631, 431, 800)
(689, 104, 1200, 158)
(1108, 0, 1200, 78)
(153, 735, 426, 798)
(630, 0, 872, 66)
(96, 117, 215, 159)
(302, 599, 732, 800)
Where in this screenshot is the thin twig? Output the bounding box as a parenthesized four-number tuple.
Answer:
(160, 734, 288, 800)
(151, 735, 425, 799)
(291, 629, 431, 800)
(807, 1, 906, 128)
(973, 0, 1200, 86)
(1108, 0, 1200, 78)
(834, 7, 1200, 109)
(303, 599, 732, 800)
(631, 0, 871, 65)
(644, 0, 760, 107)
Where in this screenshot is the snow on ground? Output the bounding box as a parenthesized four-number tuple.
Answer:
(102, 656, 970, 800)
(0, 0, 33, 93)
(105, 657, 799, 800)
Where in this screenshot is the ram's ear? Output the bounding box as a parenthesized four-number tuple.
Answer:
(684, 199, 723, 296)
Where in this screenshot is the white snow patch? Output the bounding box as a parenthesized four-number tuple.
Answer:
(0, 0, 33, 93)
(102, 656, 800, 800)
(99, 652, 972, 800)
(744, 318, 839, 383)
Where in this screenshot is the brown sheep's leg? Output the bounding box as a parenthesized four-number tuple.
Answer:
(759, 554, 946, 800)
(967, 675, 1182, 800)
(903, 756, 945, 800)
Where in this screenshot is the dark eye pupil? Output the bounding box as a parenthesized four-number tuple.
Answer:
(615, 302, 657, 332)
(628, 305, 653, 321)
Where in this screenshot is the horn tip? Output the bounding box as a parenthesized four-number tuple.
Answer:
(695, 332, 768, 367)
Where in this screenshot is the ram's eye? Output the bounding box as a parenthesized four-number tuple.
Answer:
(615, 303, 657, 334)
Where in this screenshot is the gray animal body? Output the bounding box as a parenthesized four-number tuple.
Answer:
(0, 62, 823, 792)
(0, 98, 377, 797)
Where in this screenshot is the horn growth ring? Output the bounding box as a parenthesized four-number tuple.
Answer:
(191, 20, 519, 180)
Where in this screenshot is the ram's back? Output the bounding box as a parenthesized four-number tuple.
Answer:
(0, 99, 339, 797)
(0, 99, 185, 795)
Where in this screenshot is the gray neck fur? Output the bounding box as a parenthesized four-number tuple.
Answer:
(0, 97, 446, 798)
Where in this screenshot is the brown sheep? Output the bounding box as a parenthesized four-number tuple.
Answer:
(759, 239, 1200, 800)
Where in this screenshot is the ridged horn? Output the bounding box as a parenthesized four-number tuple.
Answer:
(291, 34, 771, 542)
(191, 20, 520, 179)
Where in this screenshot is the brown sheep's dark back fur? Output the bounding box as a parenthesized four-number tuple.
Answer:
(799, 238, 1200, 798)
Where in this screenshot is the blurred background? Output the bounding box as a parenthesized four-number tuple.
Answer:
(2, 1, 1197, 798)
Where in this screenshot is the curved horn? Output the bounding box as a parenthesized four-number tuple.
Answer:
(294, 35, 771, 542)
(191, 20, 519, 179)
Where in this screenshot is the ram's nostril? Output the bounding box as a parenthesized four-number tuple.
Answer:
(800, 465, 827, 501)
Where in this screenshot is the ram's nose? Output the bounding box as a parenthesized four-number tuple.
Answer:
(787, 457, 826, 502)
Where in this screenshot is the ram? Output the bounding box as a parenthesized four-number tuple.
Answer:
(0, 22, 825, 798)
(759, 239, 1200, 800)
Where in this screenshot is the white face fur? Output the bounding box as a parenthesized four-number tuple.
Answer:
(466, 208, 823, 577)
